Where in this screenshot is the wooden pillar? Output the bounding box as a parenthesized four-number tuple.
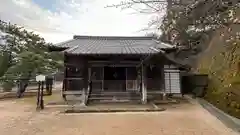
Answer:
(141, 64, 147, 104)
(87, 67, 91, 98)
(88, 67, 91, 91)
(163, 65, 168, 100)
(62, 53, 67, 100)
(81, 62, 88, 106)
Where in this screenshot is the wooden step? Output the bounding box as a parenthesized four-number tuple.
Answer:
(89, 94, 140, 97)
(88, 96, 141, 100)
(90, 91, 140, 94)
(86, 91, 142, 104)
(63, 91, 83, 95)
(89, 100, 142, 104)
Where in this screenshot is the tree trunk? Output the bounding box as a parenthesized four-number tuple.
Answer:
(46, 76, 53, 95)
(17, 79, 29, 98)
(17, 72, 32, 98)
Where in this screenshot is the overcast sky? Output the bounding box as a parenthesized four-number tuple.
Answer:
(0, 0, 163, 43)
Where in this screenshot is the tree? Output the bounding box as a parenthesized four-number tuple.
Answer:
(0, 20, 63, 95)
(145, 32, 161, 39)
(109, 0, 239, 46)
(0, 52, 9, 77)
(109, 0, 240, 118)
(109, 0, 240, 62)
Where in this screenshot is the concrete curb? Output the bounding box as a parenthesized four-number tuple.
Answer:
(64, 108, 166, 113)
(185, 95, 240, 133)
(197, 98, 240, 133)
(46, 102, 165, 113)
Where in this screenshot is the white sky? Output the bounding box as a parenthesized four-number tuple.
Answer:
(0, 0, 164, 43)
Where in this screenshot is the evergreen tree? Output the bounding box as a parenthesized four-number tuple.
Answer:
(0, 20, 63, 95)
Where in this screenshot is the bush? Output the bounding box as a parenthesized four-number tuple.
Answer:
(204, 83, 240, 119)
(1, 81, 14, 92)
(199, 34, 240, 119)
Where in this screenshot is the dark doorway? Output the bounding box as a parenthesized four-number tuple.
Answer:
(104, 66, 126, 91)
(146, 65, 163, 91)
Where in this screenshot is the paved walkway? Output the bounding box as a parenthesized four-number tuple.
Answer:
(0, 99, 238, 135)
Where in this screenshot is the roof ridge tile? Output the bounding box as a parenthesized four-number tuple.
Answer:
(73, 35, 153, 40)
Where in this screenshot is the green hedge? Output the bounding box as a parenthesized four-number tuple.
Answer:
(204, 78, 240, 119)
(197, 31, 240, 119)
(1, 81, 14, 92)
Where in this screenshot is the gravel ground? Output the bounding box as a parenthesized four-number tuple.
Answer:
(0, 99, 239, 135)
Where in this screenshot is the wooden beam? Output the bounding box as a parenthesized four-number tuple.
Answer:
(65, 78, 83, 80)
(63, 91, 83, 95)
(88, 60, 140, 67)
(90, 64, 137, 67)
(88, 60, 140, 64)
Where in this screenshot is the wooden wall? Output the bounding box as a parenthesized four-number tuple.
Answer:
(64, 54, 88, 91)
(63, 54, 181, 93)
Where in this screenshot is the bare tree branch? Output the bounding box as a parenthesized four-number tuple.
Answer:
(131, 0, 162, 11)
(105, 0, 166, 8)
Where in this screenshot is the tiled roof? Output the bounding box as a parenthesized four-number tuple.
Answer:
(53, 35, 173, 55)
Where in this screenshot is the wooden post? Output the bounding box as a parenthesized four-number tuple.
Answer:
(36, 81, 41, 109)
(40, 81, 44, 109)
(62, 53, 67, 100)
(125, 67, 128, 91)
(88, 67, 91, 90)
(36, 81, 44, 110)
(85, 67, 91, 105)
(141, 64, 147, 104)
(81, 89, 86, 106)
(81, 64, 89, 106)
(163, 65, 168, 100)
(102, 66, 104, 91)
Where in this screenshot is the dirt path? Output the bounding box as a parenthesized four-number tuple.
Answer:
(0, 99, 238, 135)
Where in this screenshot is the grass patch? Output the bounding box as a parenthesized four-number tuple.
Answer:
(19, 92, 63, 105)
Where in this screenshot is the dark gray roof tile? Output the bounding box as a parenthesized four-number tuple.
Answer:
(54, 35, 173, 55)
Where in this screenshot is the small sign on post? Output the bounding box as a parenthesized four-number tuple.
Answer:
(36, 75, 45, 82)
(36, 74, 45, 110)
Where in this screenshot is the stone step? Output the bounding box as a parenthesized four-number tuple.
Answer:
(87, 91, 141, 104)
(88, 96, 141, 100)
(88, 99, 142, 104)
